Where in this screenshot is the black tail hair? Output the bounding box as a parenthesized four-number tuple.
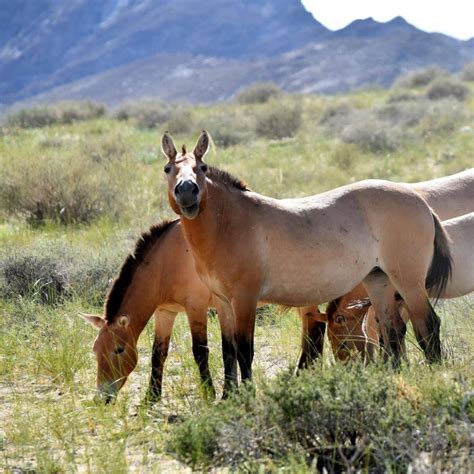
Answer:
(425, 211, 452, 303)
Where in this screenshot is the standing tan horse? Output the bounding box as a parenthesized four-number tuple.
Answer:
(81, 219, 237, 402)
(325, 212, 474, 360)
(161, 130, 451, 381)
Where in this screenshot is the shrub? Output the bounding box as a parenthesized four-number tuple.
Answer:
(387, 91, 420, 103)
(377, 101, 428, 128)
(165, 108, 196, 135)
(6, 101, 105, 128)
(0, 247, 69, 304)
(201, 112, 255, 147)
(393, 66, 449, 89)
(236, 82, 282, 104)
(114, 99, 172, 129)
(419, 99, 467, 136)
(426, 78, 471, 101)
(0, 242, 123, 307)
(0, 151, 135, 225)
(460, 62, 474, 82)
(170, 365, 472, 472)
(341, 120, 401, 153)
(255, 101, 302, 139)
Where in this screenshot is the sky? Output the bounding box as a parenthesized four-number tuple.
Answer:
(301, 0, 474, 40)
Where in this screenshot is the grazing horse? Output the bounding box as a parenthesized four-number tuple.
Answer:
(325, 212, 474, 360)
(161, 130, 451, 384)
(81, 220, 236, 403)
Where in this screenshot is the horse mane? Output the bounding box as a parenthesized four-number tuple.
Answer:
(208, 166, 249, 192)
(105, 219, 178, 323)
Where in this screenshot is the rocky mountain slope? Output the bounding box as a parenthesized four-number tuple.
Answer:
(1, 1, 473, 106)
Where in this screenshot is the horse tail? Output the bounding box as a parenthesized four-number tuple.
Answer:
(425, 211, 452, 302)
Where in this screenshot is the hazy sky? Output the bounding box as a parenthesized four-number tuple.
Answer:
(301, 0, 474, 40)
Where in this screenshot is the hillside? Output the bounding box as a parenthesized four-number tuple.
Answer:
(1, 1, 473, 106)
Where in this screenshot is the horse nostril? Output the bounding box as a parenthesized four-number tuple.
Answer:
(174, 185, 180, 195)
(192, 183, 199, 195)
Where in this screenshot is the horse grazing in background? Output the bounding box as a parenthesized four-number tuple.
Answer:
(81, 219, 236, 403)
(324, 212, 474, 361)
(161, 130, 452, 384)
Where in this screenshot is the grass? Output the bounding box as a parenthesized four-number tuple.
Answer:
(0, 71, 473, 471)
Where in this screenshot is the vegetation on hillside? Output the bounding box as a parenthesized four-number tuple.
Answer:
(1, 68, 473, 472)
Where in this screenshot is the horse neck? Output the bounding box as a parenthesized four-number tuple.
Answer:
(179, 181, 245, 262)
(113, 245, 168, 340)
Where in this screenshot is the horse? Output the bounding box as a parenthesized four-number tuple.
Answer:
(161, 130, 452, 382)
(81, 219, 236, 403)
(298, 168, 473, 363)
(324, 212, 474, 361)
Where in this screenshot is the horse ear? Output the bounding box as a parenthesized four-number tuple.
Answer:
(161, 132, 177, 161)
(303, 308, 327, 323)
(79, 312, 106, 330)
(193, 130, 210, 160)
(313, 311, 328, 323)
(117, 315, 130, 328)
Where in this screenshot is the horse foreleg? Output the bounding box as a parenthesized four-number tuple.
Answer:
(145, 309, 177, 403)
(214, 299, 238, 399)
(185, 305, 215, 400)
(232, 296, 257, 383)
(297, 306, 326, 370)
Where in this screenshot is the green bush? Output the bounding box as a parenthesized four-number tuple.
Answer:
(170, 365, 472, 472)
(426, 78, 471, 101)
(255, 101, 302, 139)
(6, 101, 105, 128)
(393, 66, 449, 89)
(236, 82, 282, 104)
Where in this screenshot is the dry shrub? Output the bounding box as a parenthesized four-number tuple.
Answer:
(460, 62, 474, 82)
(165, 108, 196, 135)
(113, 99, 172, 129)
(0, 152, 135, 225)
(236, 82, 282, 104)
(201, 111, 255, 147)
(6, 101, 105, 128)
(255, 101, 302, 139)
(426, 78, 471, 101)
(393, 66, 449, 89)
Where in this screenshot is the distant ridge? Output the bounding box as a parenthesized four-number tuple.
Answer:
(1, 1, 473, 107)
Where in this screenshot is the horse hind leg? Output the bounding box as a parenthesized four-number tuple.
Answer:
(394, 286, 441, 363)
(362, 269, 407, 366)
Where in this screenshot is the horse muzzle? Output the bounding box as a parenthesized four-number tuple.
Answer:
(174, 180, 201, 219)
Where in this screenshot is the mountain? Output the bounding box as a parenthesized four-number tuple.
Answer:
(0, 0, 327, 104)
(1, 2, 473, 107)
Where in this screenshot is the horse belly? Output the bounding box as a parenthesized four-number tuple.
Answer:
(261, 252, 374, 306)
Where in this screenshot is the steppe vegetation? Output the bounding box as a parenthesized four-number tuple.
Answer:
(1, 64, 473, 472)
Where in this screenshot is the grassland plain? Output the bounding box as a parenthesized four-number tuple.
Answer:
(0, 73, 473, 472)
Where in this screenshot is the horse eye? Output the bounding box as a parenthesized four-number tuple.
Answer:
(115, 347, 125, 355)
(200, 164, 208, 173)
(164, 165, 172, 174)
(335, 315, 346, 325)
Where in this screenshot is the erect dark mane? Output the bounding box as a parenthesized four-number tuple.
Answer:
(208, 166, 249, 191)
(105, 219, 178, 323)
